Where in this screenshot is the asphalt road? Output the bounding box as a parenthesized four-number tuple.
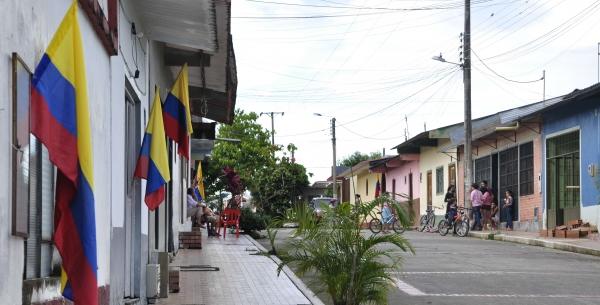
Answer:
(254, 229, 600, 305)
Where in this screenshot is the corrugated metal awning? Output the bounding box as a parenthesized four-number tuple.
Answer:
(135, 0, 218, 51)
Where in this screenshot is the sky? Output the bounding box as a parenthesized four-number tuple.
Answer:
(229, 0, 600, 183)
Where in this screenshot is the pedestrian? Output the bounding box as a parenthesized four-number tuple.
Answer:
(504, 190, 513, 231)
(444, 185, 456, 219)
(382, 202, 392, 234)
(470, 183, 483, 231)
(481, 187, 493, 230)
(491, 201, 499, 230)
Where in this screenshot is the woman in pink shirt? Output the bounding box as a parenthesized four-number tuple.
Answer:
(470, 183, 483, 231)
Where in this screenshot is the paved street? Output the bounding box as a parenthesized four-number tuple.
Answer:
(256, 229, 600, 305)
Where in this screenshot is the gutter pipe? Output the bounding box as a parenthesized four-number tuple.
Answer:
(495, 121, 520, 131)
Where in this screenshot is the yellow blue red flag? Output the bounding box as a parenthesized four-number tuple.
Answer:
(194, 162, 205, 201)
(30, 1, 97, 303)
(375, 174, 381, 198)
(134, 87, 171, 210)
(163, 63, 193, 160)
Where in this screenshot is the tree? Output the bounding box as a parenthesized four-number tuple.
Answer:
(204, 109, 278, 195)
(253, 154, 311, 216)
(277, 194, 415, 305)
(338, 151, 383, 167)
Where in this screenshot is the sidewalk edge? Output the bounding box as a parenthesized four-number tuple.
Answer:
(244, 235, 326, 305)
(467, 232, 600, 257)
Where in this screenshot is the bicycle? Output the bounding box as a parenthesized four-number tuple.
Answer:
(369, 212, 405, 234)
(418, 205, 444, 232)
(437, 207, 470, 237)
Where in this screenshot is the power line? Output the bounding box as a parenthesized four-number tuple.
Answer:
(472, 49, 544, 83)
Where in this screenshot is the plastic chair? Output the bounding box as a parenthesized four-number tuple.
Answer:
(217, 209, 242, 238)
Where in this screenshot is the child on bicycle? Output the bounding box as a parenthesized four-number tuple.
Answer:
(382, 202, 392, 234)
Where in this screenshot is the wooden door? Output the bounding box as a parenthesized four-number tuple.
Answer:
(427, 172, 432, 209)
(409, 173, 414, 200)
(448, 164, 456, 187)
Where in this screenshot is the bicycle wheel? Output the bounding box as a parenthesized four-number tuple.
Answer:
(418, 215, 428, 232)
(456, 220, 469, 237)
(392, 218, 405, 234)
(369, 219, 382, 234)
(461, 215, 470, 229)
(438, 220, 449, 236)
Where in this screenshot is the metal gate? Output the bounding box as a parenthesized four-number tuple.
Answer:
(546, 130, 580, 228)
(499, 147, 519, 222)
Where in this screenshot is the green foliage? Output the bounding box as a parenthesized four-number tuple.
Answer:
(324, 188, 333, 198)
(239, 207, 267, 232)
(253, 155, 311, 217)
(338, 151, 383, 167)
(204, 109, 278, 195)
(277, 194, 415, 305)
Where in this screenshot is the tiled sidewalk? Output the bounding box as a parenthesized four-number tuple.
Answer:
(157, 234, 312, 305)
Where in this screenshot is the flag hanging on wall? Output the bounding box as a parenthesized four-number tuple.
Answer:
(194, 162, 206, 201)
(30, 1, 98, 304)
(163, 63, 192, 160)
(134, 87, 171, 211)
(375, 174, 381, 198)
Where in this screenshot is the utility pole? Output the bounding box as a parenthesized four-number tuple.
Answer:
(597, 43, 599, 83)
(331, 118, 337, 199)
(463, 0, 473, 208)
(260, 112, 284, 146)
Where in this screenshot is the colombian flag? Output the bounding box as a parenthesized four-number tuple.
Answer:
(134, 87, 171, 211)
(30, 2, 97, 304)
(194, 162, 205, 201)
(163, 64, 192, 160)
(375, 174, 381, 198)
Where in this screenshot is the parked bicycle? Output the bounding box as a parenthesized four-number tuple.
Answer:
(369, 211, 405, 234)
(418, 205, 444, 232)
(437, 207, 471, 237)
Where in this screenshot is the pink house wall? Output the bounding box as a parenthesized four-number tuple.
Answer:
(385, 160, 420, 200)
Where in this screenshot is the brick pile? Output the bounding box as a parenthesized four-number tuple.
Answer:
(540, 219, 598, 239)
(179, 227, 202, 249)
(169, 267, 180, 292)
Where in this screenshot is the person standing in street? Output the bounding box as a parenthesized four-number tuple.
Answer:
(470, 183, 483, 231)
(504, 190, 513, 231)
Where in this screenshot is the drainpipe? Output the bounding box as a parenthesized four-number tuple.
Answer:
(495, 121, 520, 131)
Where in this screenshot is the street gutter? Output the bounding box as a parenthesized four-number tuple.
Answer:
(467, 231, 600, 257)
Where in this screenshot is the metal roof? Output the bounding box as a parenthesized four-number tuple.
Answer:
(439, 95, 566, 152)
(135, 0, 218, 51)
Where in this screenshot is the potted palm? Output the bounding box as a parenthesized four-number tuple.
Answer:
(276, 194, 415, 305)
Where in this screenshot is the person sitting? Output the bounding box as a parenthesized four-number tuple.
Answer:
(186, 188, 206, 227)
(203, 206, 220, 236)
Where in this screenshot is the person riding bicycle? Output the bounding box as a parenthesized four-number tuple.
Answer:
(448, 200, 458, 235)
(381, 202, 393, 234)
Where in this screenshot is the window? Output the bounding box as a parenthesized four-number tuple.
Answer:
(475, 157, 491, 186)
(12, 53, 56, 279)
(520, 142, 534, 195)
(366, 179, 369, 196)
(436, 167, 444, 195)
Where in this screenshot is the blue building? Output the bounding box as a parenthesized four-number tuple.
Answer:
(541, 83, 600, 228)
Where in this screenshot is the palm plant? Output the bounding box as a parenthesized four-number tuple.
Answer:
(276, 194, 415, 305)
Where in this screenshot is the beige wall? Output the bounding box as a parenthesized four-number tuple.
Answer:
(419, 138, 457, 217)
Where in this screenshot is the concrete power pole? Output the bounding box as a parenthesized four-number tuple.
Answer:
(463, 0, 473, 208)
(260, 112, 284, 147)
(331, 118, 337, 199)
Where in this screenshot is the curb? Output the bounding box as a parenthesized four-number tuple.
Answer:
(244, 235, 326, 305)
(467, 231, 600, 257)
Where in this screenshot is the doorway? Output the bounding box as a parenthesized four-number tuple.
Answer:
(124, 96, 141, 297)
(427, 171, 432, 209)
(499, 147, 519, 222)
(409, 173, 414, 200)
(546, 130, 580, 228)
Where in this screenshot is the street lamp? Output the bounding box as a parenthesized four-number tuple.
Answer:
(432, 51, 472, 209)
(314, 113, 337, 199)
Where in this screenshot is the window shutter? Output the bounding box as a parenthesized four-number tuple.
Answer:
(40, 144, 55, 277)
(26, 136, 40, 279)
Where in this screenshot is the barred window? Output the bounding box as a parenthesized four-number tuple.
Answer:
(436, 167, 444, 195)
(520, 142, 534, 195)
